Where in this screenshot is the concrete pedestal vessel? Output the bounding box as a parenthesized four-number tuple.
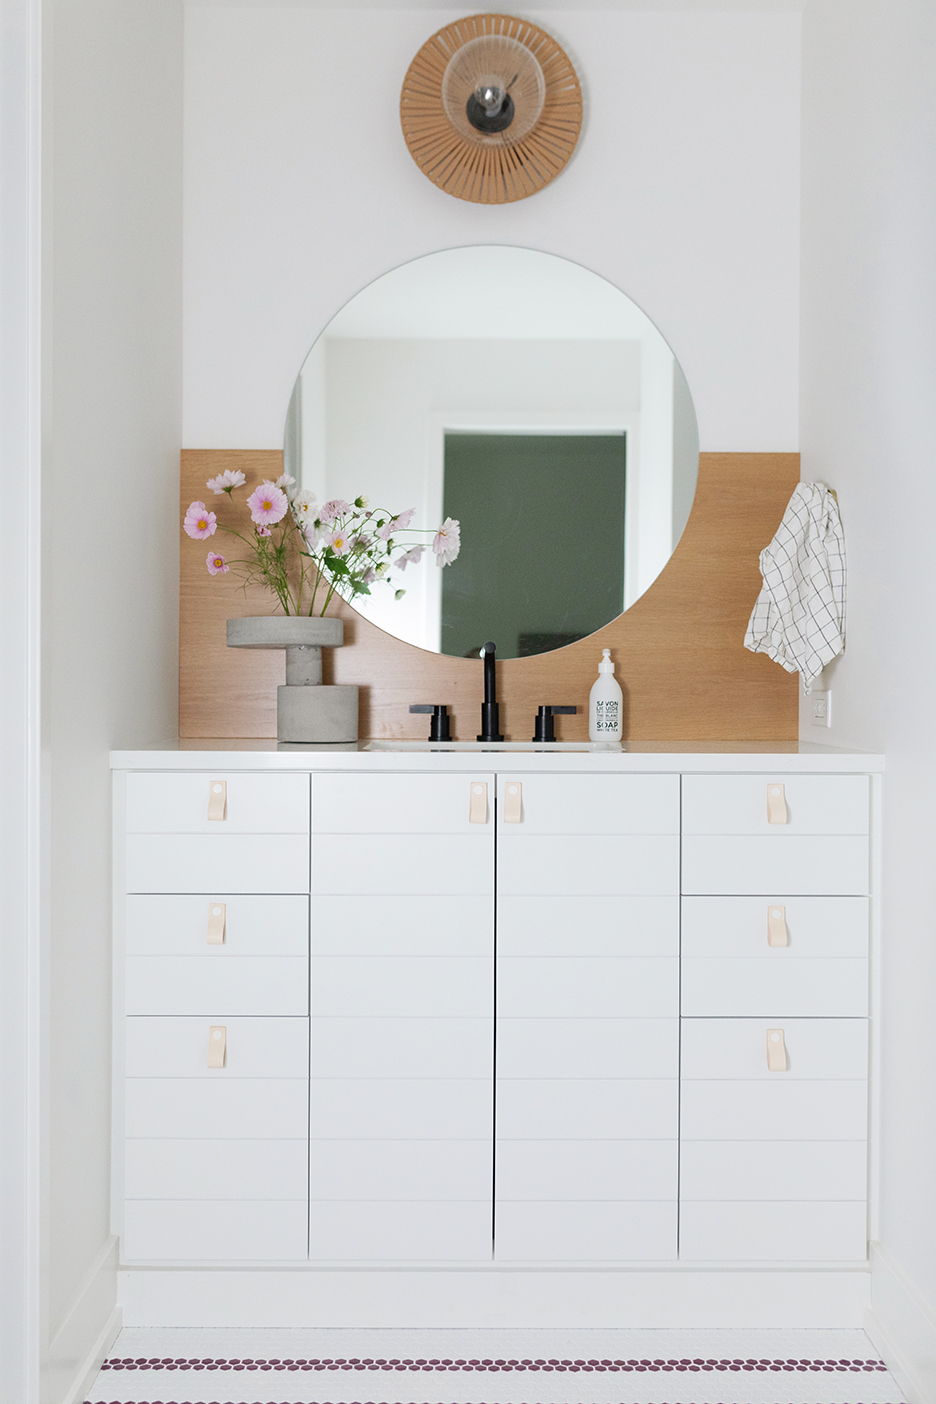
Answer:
(226, 616, 358, 743)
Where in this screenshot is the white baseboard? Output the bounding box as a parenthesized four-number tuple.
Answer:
(866, 1242, 936, 1404)
(47, 1236, 121, 1404)
(119, 1267, 869, 1329)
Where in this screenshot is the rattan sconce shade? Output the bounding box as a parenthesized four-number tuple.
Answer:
(400, 13, 583, 205)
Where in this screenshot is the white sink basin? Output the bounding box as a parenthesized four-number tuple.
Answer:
(363, 739, 623, 753)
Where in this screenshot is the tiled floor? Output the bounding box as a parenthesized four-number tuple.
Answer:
(85, 1329, 904, 1404)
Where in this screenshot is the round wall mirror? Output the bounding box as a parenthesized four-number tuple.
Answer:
(284, 246, 699, 660)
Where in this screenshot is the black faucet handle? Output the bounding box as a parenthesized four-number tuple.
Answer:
(533, 704, 576, 743)
(409, 704, 452, 742)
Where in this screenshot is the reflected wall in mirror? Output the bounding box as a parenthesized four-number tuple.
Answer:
(284, 246, 699, 659)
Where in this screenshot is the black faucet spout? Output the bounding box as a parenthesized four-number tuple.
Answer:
(477, 641, 505, 742)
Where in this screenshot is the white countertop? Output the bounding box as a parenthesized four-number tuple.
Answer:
(110, 739, 884, 773)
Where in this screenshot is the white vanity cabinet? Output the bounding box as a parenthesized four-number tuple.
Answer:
(113, 750, 878, 1274)
(308, 773, 495, 1261)
(120, 771, 311, 1262)
(494, 774, 680, 1260)
(679, 773, 870, 1262)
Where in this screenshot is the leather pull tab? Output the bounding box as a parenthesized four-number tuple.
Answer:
(766, 783, 788, 824)
(767, 1028, 787, 1072)
(208, 1025, 227, 1069)
(207, 780, 227, 822)
(503, 782, 522, 824)
(767, 904, 789, 947)
(207, 902, 226, 945)
(468, 782, 488, 824)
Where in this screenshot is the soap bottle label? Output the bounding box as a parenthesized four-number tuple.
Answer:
(595, 699, 619, 732)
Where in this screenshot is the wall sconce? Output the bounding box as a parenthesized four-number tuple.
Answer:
(400, 12, 582, 205)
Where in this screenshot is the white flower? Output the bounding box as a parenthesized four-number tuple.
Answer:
(206, 469, 246, 495)
(375, 562, 389, 578)
(291, 488, 317, 521)
(276, 473, 297, 496)
(432, 517, 461, 567)
(394, 545, 425, 572)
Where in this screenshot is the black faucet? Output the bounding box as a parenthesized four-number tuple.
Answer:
(477, 641, 504, 742)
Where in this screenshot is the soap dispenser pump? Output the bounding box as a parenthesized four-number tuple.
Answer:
(589, 648, 623, 741)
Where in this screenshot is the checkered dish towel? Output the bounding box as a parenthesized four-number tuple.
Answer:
(744, 481, 846, 692)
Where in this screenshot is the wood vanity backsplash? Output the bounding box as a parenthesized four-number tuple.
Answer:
(179, 450, 799, 742)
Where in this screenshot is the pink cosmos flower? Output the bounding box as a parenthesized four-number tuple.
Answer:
(376, 507, 416, 541)
(327, 528, 351, 555)
(206, 551, 229, 575)
(206, 469, 246, 495)
(183, 501, 217, 539)
(247, 481, 289, 526)
(394, 545, 425, 572)
(256, 524, 271, 538)
(433, 516, 461, 567)
(320, 498, 351, 524)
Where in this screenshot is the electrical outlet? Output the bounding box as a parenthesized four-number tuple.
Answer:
(810, 690, 831, 727)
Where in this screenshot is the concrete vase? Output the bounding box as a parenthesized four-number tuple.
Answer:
(226, 616, 359, 743)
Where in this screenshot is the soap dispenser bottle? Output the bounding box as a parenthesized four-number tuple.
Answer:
(589, 648, 623, 741)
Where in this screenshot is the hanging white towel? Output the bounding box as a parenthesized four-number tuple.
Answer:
(744, 481, 846, 692)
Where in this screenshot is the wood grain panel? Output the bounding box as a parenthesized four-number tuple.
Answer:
(180, 450, 799, 742)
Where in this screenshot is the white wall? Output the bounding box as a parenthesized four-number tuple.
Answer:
(183, 5, 801, 453)
(799, 0, 936, 1393)
(40, 1, 183, 1399)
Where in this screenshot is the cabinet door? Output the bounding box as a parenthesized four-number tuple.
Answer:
(681, 896, 869, 1018)
(681, 775, 870, 896)
(309, 772, 495, 1262)
(123, 1015, 309, 1262)
(679, 1017, 867, 1262)
(495, 774, 679, 1262)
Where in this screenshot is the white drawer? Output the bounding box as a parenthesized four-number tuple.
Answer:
(498, 836, 679, 896)
(309, 1140, 492, 1200)
(497, 957, 677, 1019)
(681, 957, 867, 1017)
(311, 894, 492, 956)
(682, 775, 869, 835)
(496, 775, 679, 834)
(682, 896, 869, 957)
(310, 1017, 493, 1079)
(678, 1201, 866, 1262)
(680, 1140, 867, 1201)
(125, 833, 309, 894)
(309, 1201, 492, 1262)
(681, 835, 868, 895)
(494, 1201, 676, 1261)
(496, 1140, 678, 1201)
(313, 773, 493, 833)
(309, 1078, 492, 1140)
(496, 1018, 678, 1079)
(125, 1078, 308, 1139)
(498, 894, 678, 957)
(126, 956, 308, 1016)
(312, 834, 492, 896)
(125, 894, 308, 955)
(125, 1015, 308, 1077)
(126, 772, 309, 834)
(125, 1138, 307, 1199)
(681, 1017, 868, 1080)
(309, 956, 492, 1019)
(123, 1200, 307, 1262)
(680, 1080, 867, 1141)
(496, 1079, 677, 1140)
